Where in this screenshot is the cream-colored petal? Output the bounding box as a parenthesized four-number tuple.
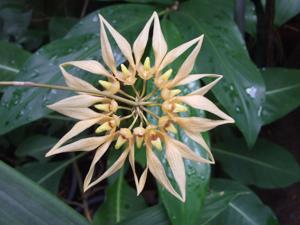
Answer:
(177, 95, 234, 122)
(62, 60, 111, 77)
(128, 141, 139, 193)
(189, 75, 223, 96)
(146, 147, 184, 202)
(85, 147, 129, 191)
(158, 36, 202, 71)
(133, 13, 155, 67)
(137, 166, 148, 195)
(152, 12, 167, 70)
(46, 118, 102, 157)
(165, 137, 186, 201)
(174, 116, 231, 133)
(99, 15, 116, 74)
(176, 74, 222, 90)
(47, 136, 108, 156)
(60, 66, 101, 94)
(83, 138, 112, 190)
(48, 107, 101, 120)
(48, 95, 103, 109)
(184, 130, 215, 163)
(169, 138, 212, 164)
(101, 16, 135, 68)
(167, 36, 204, 87)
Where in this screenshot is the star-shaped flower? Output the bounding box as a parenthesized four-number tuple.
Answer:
(46, 12, 234, 202)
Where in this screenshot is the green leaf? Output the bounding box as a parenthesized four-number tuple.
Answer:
(49, 17, 78, 41)
(152, 19, 210, 225)
(209, 179, 279, 225)
(214, 138, 300, 188)
(0, 4, 155, 135)
(245, 0, 257, 37)
(170, 0, 265, 146)
(198, 190, 249, 224)
(274, 0, 300, 26)
(17, 161, 65, 193)
(93, 170, 147, 225)
(15, 135, 58, 160)
(0, 160, 90, 225)
(0, 41, 30, 81)
(115, 205, 170, 225)
(261, 68, 300, 124)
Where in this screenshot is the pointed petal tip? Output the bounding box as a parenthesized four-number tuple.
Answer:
(45, 151, 52, 157)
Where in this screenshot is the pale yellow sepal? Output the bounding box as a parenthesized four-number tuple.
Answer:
(160, 69, 173, 81)
(99, 80, 112, 90)
(121, 64, 131, 78)
(151, 138, 162, 150)
(94, 104, 110, 112)
(173, 103, 188, 113)
(136, 136, 144, 148)
(115, 135, 127, 149)
(144, 57, 151, 71)
(95, 122, 111, 133)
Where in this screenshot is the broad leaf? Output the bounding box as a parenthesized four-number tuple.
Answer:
(198, 190, 249, 224)
(0, 4, 155, 135)
(274, 0, 300, 26)
(261, 68, 300, 124)
(214, 138, 300, 188)
(0, 41, 31, 81)
(170, 0, 265, 146)
(93, 171, 147, 225)
(210, 179, 279, 225)
(15, 135, 58, 160)
(17, 161, 65, 193)
(49, 17, 78, 41)
(0, 160, 90, 225)
(116, 205, 170, 225)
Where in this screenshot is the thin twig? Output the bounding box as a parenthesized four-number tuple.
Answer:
(0, 81, 146, 106)
(80, 0, 89, 18)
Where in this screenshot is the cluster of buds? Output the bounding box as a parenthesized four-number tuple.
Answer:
(46, 12, 234, 202)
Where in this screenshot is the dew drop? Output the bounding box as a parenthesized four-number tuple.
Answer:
(235, 106, 241, 113)
(229, 85, 234, 91)
(50, 89, 57, 95)
(246, 86, 257, 98)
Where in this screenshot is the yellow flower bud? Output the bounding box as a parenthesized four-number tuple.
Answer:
(161, 88, 181, 100)
(144, 57, 151, 71)
(148, 130, 163, 150)
(99, 80, 112, 90)
(94, 103, 110, 112)
(151, 138, 162, 150)
(173, 103, 188, 113)
(121, 64, 131, 78)
(115, 128, 132, 149)
(95, 121, 111, 133)
(158, 116, 177, 134)
(134, 127, 145, 148)
(160, 69, 173, 81)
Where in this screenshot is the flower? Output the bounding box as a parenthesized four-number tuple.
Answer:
(46, 11, 234, 202)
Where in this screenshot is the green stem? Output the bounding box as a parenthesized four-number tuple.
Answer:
(0, 81, 144, 107)
(116, 167, 124, 223)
